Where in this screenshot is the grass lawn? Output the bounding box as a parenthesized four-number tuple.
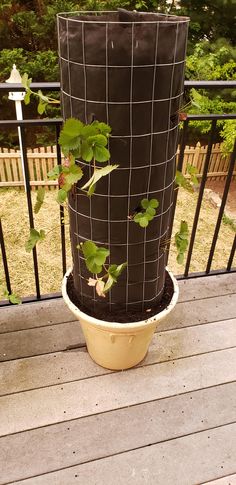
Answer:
(0, 187, 235, 300)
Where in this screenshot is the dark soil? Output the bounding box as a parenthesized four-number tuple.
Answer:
(67, 270, 174, 324)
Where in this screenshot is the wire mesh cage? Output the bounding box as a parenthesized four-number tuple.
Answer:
(57, 9, 189, 314)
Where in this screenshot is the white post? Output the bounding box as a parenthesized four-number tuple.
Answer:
(6, 65, 27, 191)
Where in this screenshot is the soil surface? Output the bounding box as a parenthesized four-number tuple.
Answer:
(206, 179, 236, 215)
(67, 271, 174, 323)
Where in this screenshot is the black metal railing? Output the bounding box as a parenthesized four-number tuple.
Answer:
(0, 81, 235, 305)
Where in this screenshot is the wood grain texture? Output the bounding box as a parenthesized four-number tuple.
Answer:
(0, 348, 236, 437)
(177, 273, 236, 302)
(0, 299, 74, 333)
(1, 318, 235, 395)
(201, 474, 236, 485)
(1, 292, 236, 362)
(0, 322, 84, 362)
(0, 274, 236, 485)
(0, 382, 235, 484)
(7, 424, 236, 485)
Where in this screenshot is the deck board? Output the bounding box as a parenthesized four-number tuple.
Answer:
(1, 318, 235, 396)
(0, 273, 236, 484)
(1, 347, 236, 437)
(8, 424, 236, 485)
(0, 382, 235, 484)
(1, 293, 235, 362)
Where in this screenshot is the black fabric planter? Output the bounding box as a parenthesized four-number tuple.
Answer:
(57, 10, 189, 314)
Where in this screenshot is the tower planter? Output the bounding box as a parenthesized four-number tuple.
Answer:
(57, 10, 189, 370)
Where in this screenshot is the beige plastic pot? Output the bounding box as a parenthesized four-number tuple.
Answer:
(62, 268, 179, 370)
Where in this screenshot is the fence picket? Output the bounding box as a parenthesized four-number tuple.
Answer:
(40, 147, 49, 190)
(3, 148, 13, 183)
(0, 148, 6, 183)
(0, 143, 234, 189)
(34, 148, 42, 188)
(10, 148, 19, 183)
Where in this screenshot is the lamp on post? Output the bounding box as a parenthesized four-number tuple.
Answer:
(6, 64, 26, 191)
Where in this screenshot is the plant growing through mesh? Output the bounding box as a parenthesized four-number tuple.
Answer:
(21, 77, 198, 302)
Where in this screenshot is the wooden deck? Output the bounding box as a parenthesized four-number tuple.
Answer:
(0, 273, 236, 485)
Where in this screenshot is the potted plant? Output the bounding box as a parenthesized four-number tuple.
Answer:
(23, 9, 190, 370)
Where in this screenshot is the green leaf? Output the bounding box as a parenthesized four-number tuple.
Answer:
(139, 216, 149, 227)
(93, 121, 111, 136)
(141, 198, 149, 209)
(179, 220, 189, 238)
(81, 124, 98, 138)
(93, 145, 110, 163)
(70, 146, 81, 158)
(37, 89, 49, 103)
(38, 99, 47, 115)
(177, 252, 184, 265)
(187, 164, 197, 175)
(134, 212, 150, 227)
(34, 187, 45, 214)
(187, 164, 199, 185)
(175, 220, 189, 265)
(81, 241, 109, 275)
(81, 141, 93, 162)
(24, 90, 31, 105)
(87, 134, 108, 147)
(146, 206, 156, 216)
(25, 228, 45, 252)
(81, 165, 118, 195)
(64, 165, 83, 185)
(59, 118, 83, 153)
(9, 293, 22, 305)
(94, 248, 110, 265)
(145, 212, 154, 221)
(140, 198, 159, 212)
(175, 171, 194, 192)
(149, 198, 159, 209)
(47, 165, 62, 180)
(21, 73, 32, 89)
(86, 258, 103, 274)
(133, 213, 142, 222)
(108, 262, 127, 280)
(81, 241, 97, 258)
(104, 275, 115, 293)
(57, 189, 67, 204)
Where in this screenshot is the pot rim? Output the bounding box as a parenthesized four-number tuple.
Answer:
(62, 267, 179, 329)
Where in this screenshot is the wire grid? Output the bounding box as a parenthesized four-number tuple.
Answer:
(58, 13, 189, 312)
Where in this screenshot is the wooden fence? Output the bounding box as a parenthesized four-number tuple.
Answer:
(0, 142, 234, 189)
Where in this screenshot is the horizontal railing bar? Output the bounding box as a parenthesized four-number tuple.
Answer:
(187, 114, 236, 120)
(0, 80, 236, 93)
(0, 112, 235, 131)
(0, 82, 60, 92)
(0, 181, 57, 187)
(0, 115, 235, 129)
(0, 119, 63, 127)
(1, 267, 236, 307)
(0, 292, 62, 308)
(176, 267, 236, 280)
(184, 80, 236, 89)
